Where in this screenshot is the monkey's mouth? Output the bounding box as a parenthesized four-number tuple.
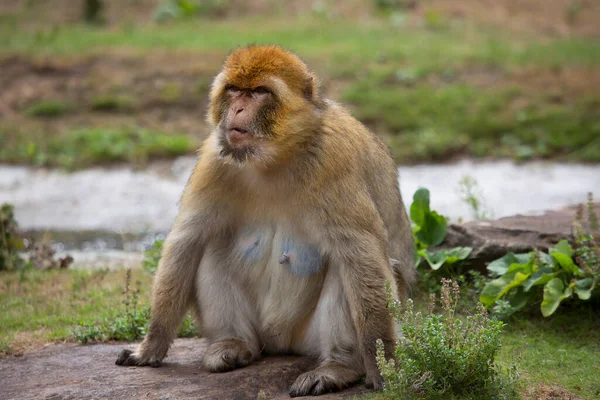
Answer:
(226, 128, 254, 146)
(219, 129, 257, 162)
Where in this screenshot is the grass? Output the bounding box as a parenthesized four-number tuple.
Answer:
(1, 14, 600, 166)
(0, 126, 197, 169)
(0, 268, 152, 355)
(24, 99, 70, 118)
(91, 95, 135, 112)
(498, 304, 600, 400)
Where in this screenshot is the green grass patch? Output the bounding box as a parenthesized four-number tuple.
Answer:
(498, 305, 600, 400)
(91, 95, 135, 112)
(0, 267, 194, 355)
(1, 15, 599, 165)
(23, 99, 69, 118)
(344, 82, 600, 162)
(0, 127, 198, 169)
(0, 268, 152, 354)
(1, 17, 599, 69)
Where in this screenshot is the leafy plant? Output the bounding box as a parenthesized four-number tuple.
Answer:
(143, 239, 163, 275)
(377, 279, 519, 399)
(480, 194, 599, 317)
(0, 204, 27, 271)
(410, 188, 472, 276)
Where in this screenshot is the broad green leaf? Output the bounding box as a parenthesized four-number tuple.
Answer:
(538, 251, 553, 266)
(550, 252, 581, 276)
(573, 278, 596, 300)
(414, 251, 423, 267)
(480, 273, 515, 307)
(415, 210, 447, 247)
(509, 287, 532, 312)
(503, 271, 530, 296)
(507, 260, 534, 275)
(552, 240, 574, 257)
(487, 253, 531, 275)
(444, 247, 472, 264)
(480, 271, 529, 308)
(522, 267, 555, 292)
(422, 249, 447, 270)
(541, 278, 573, 317)
(410, 188, 430, 226)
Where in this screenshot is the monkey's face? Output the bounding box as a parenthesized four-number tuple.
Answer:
(208, 45, 321, 168)
(216, 84, 276, 164)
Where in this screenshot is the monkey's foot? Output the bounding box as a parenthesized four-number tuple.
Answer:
(365, 370, 384, 391)
(289, 363, 362, 397)
(115, 349, 162, 368)
(202, 339, 254, 372)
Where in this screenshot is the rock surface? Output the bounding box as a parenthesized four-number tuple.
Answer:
(0, 339, 370, 400)
(443, 203, 598, 268)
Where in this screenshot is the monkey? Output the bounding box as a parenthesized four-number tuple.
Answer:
(116, 45, 415, 396)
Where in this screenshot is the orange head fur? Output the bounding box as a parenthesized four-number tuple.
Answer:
(207, 45, 323, 167)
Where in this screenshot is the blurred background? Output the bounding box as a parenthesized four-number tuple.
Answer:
(0, 0, 599, 257)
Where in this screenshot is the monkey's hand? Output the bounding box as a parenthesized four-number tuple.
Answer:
(115, 349, 162, 368)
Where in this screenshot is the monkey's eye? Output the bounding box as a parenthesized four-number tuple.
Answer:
(225, 85, 242, 96)
(253, 86, 271, 95)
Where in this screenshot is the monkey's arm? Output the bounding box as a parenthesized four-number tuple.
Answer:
(321, 195, 397, 390)
(117, 178, 226, 367)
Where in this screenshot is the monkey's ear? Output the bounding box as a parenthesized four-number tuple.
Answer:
(303, 75, 319, 103)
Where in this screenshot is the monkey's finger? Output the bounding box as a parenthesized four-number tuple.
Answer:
(115, 349, 161, 367)
(115, 349, 136, 366)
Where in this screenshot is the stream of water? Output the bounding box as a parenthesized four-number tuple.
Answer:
(1, 157, 598, 268)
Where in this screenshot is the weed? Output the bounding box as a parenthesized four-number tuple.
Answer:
(24, 100, 69, 118)
(143, 239, 163, 275)
(70, 267, 198, 344)
(457, 175, 491, 220)
(0, 204, 27, 271)
(377, 279, 519, 399)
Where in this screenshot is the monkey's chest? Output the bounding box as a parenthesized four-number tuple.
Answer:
(232, 226, 324, 277)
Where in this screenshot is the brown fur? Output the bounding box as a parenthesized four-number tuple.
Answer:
(116, 45, 415, 396)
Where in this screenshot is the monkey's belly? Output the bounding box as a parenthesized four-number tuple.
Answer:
(198, 226, 329, 353)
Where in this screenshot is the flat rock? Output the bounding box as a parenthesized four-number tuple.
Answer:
(0, 339, 371, 400)
(443, 203, 598, 268)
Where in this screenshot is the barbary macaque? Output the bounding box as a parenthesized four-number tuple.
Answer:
(116, 45, 415, 396)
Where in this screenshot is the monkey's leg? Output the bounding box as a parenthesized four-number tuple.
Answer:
(116, 214, 206, 367)
(289, 267, 363, 397)
(336, 234, 397, 390)
(196, 248, 261, 372)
